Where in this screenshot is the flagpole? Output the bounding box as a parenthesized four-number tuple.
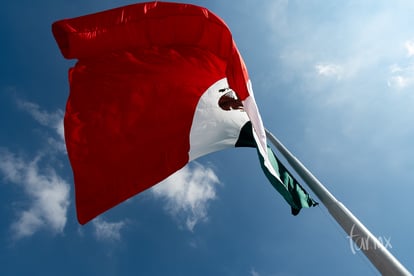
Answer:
(265, 129, 411, 276)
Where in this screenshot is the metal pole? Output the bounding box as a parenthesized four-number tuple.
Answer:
(265, 129, 411, 276)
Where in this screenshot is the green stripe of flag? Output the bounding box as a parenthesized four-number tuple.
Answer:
(236, 122, 318, 215)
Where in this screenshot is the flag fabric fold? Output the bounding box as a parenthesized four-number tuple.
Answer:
(236, 122, 318, 214)
(52, 1, 316, 224)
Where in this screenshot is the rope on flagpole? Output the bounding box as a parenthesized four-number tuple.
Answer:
(265, 129, 411, 276)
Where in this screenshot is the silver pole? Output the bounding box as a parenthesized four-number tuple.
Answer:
(265, 129, 411, 276)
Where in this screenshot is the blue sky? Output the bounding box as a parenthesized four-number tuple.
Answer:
(1, 1, 413, 275)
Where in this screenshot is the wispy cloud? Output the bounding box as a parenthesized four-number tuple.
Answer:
(92, 217, 127, 242)
(265, 2, 412, 90)
(387, 39, 414, 89)
(17, 99, 66, 153)
(0, 97, 70, 240)
(315, 63, 344, 79)
(387, 70, 414, 89)
(151, 163, 220, 231)
(265, 0, 289, 36)
(0, 149, 70, 239)
(250, 267, 260, 276)
(17, 100, 64, 140)
(405, 40, 414, 57)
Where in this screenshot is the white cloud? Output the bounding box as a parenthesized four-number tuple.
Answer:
(387, 40, 414, 89)
(266, 2, 414, 93)
(0, 98, 70, 239)
(92, 217, 127, 242)
(0, 149, 70, 239)
(315, 63, 344, 79)
(405, 40, 414, 57)
(151, 163, 220, 231)
(17, 99, 65, 149)
(265, 0, 289, 35)
(250, 267, 260, 276)
(387, 73, 414, 89)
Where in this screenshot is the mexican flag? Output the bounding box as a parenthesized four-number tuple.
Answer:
(52, 1, 317, 224)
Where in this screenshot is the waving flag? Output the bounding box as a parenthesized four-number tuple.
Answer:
(52, 1, 316, 224)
